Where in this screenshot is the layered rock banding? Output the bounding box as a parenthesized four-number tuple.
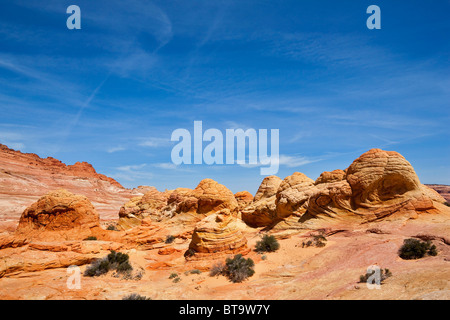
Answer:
(186, 209, 249, 260)
(242, 149, 444, 228)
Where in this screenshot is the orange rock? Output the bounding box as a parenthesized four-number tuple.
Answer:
(0, 143, 135, 223)
(118, 188, 172, 229)
(158, 247, 180, 255)
(187, 209, 249, 260)
(161, 179, 239, 218)
(15, 189, 100, 240)
(234, 191, 253, 211)
(315, 169, 346, 185)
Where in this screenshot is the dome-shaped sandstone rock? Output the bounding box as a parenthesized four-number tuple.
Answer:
(16, 189, 100, 239)
(187, 209, 249, 260)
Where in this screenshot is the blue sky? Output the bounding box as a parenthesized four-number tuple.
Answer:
(0, 0, 449, 194)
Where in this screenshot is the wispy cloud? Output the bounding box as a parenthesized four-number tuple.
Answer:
(107, 146, 126, 153)
(138, 137, 171, 148)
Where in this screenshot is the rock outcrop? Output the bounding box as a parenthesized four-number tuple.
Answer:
(160, 179, 239, 218)
(118, 187, 172, 230)
(315, 169, 346, 185)
(15, 189, 100, 240)
(276, 172, 316, 218)
(241, 149, 443, 229)
(186, 209, 249, 260)
(241, 176, 282, 227)
(234, 191, 253, 211)
(0, 143, 136, 226)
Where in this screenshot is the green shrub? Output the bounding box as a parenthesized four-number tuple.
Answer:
(209, 255, 255, 283)
(444, 202, 450, 207)
(255, 235, 280, 253)
(189, 269, 201, 275)
(225, 254, 255, 283)
(122, 293, 151, 300)
(84, 236, 97, 241)
(169, 272, 178, 279)
(165, 235, 176, 244)
(399, 238, 437, 260)
(107, 224, 118, 231)
(302, 232, 327, 248)
(359, 268, 392, 284)
(84, 250, 132, 277)
(184, 248, 196, 258)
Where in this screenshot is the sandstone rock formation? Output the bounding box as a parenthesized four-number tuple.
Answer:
(234, 191, 253, 211)
(15, 189, 100, 240)
(276, 172, 316, 218)
(241, 176, 282, 227)
(0, 143, 136, 227)
(241, 149, 443, 230)
(118, 187, 172, 230)
(293, 149, 439, 224)
(315, 169, 346, 184)
(159, 179, 239, 219)
(187, 209, 249, 260)
(346, 149, 421, 207)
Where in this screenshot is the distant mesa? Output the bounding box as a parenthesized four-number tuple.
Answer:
(0, 143, 123, 188)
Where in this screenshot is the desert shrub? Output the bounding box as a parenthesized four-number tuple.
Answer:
(209, 261, 227, 277)
(122, 293, 151, 300)
(169, 272, 178, 279)
(107, 224, 118, 231)
(359, 268, 392, 284)
(84, 258, 111, 277)
(302, 233, 327, 248)
(189, 269, 201, 275)
(444, 202, 450, 207)
(184, 248, 196, 258)
(165, 235, 175, 244)
(255, 235, 280, 253)
(399, 238, 437, 260)
(261, 255, 267, 260)
(84, 250, 132, 277)
(173, 277, 181, 283)
(84, 236, 97, 241)
(224, 254, 255, 283)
